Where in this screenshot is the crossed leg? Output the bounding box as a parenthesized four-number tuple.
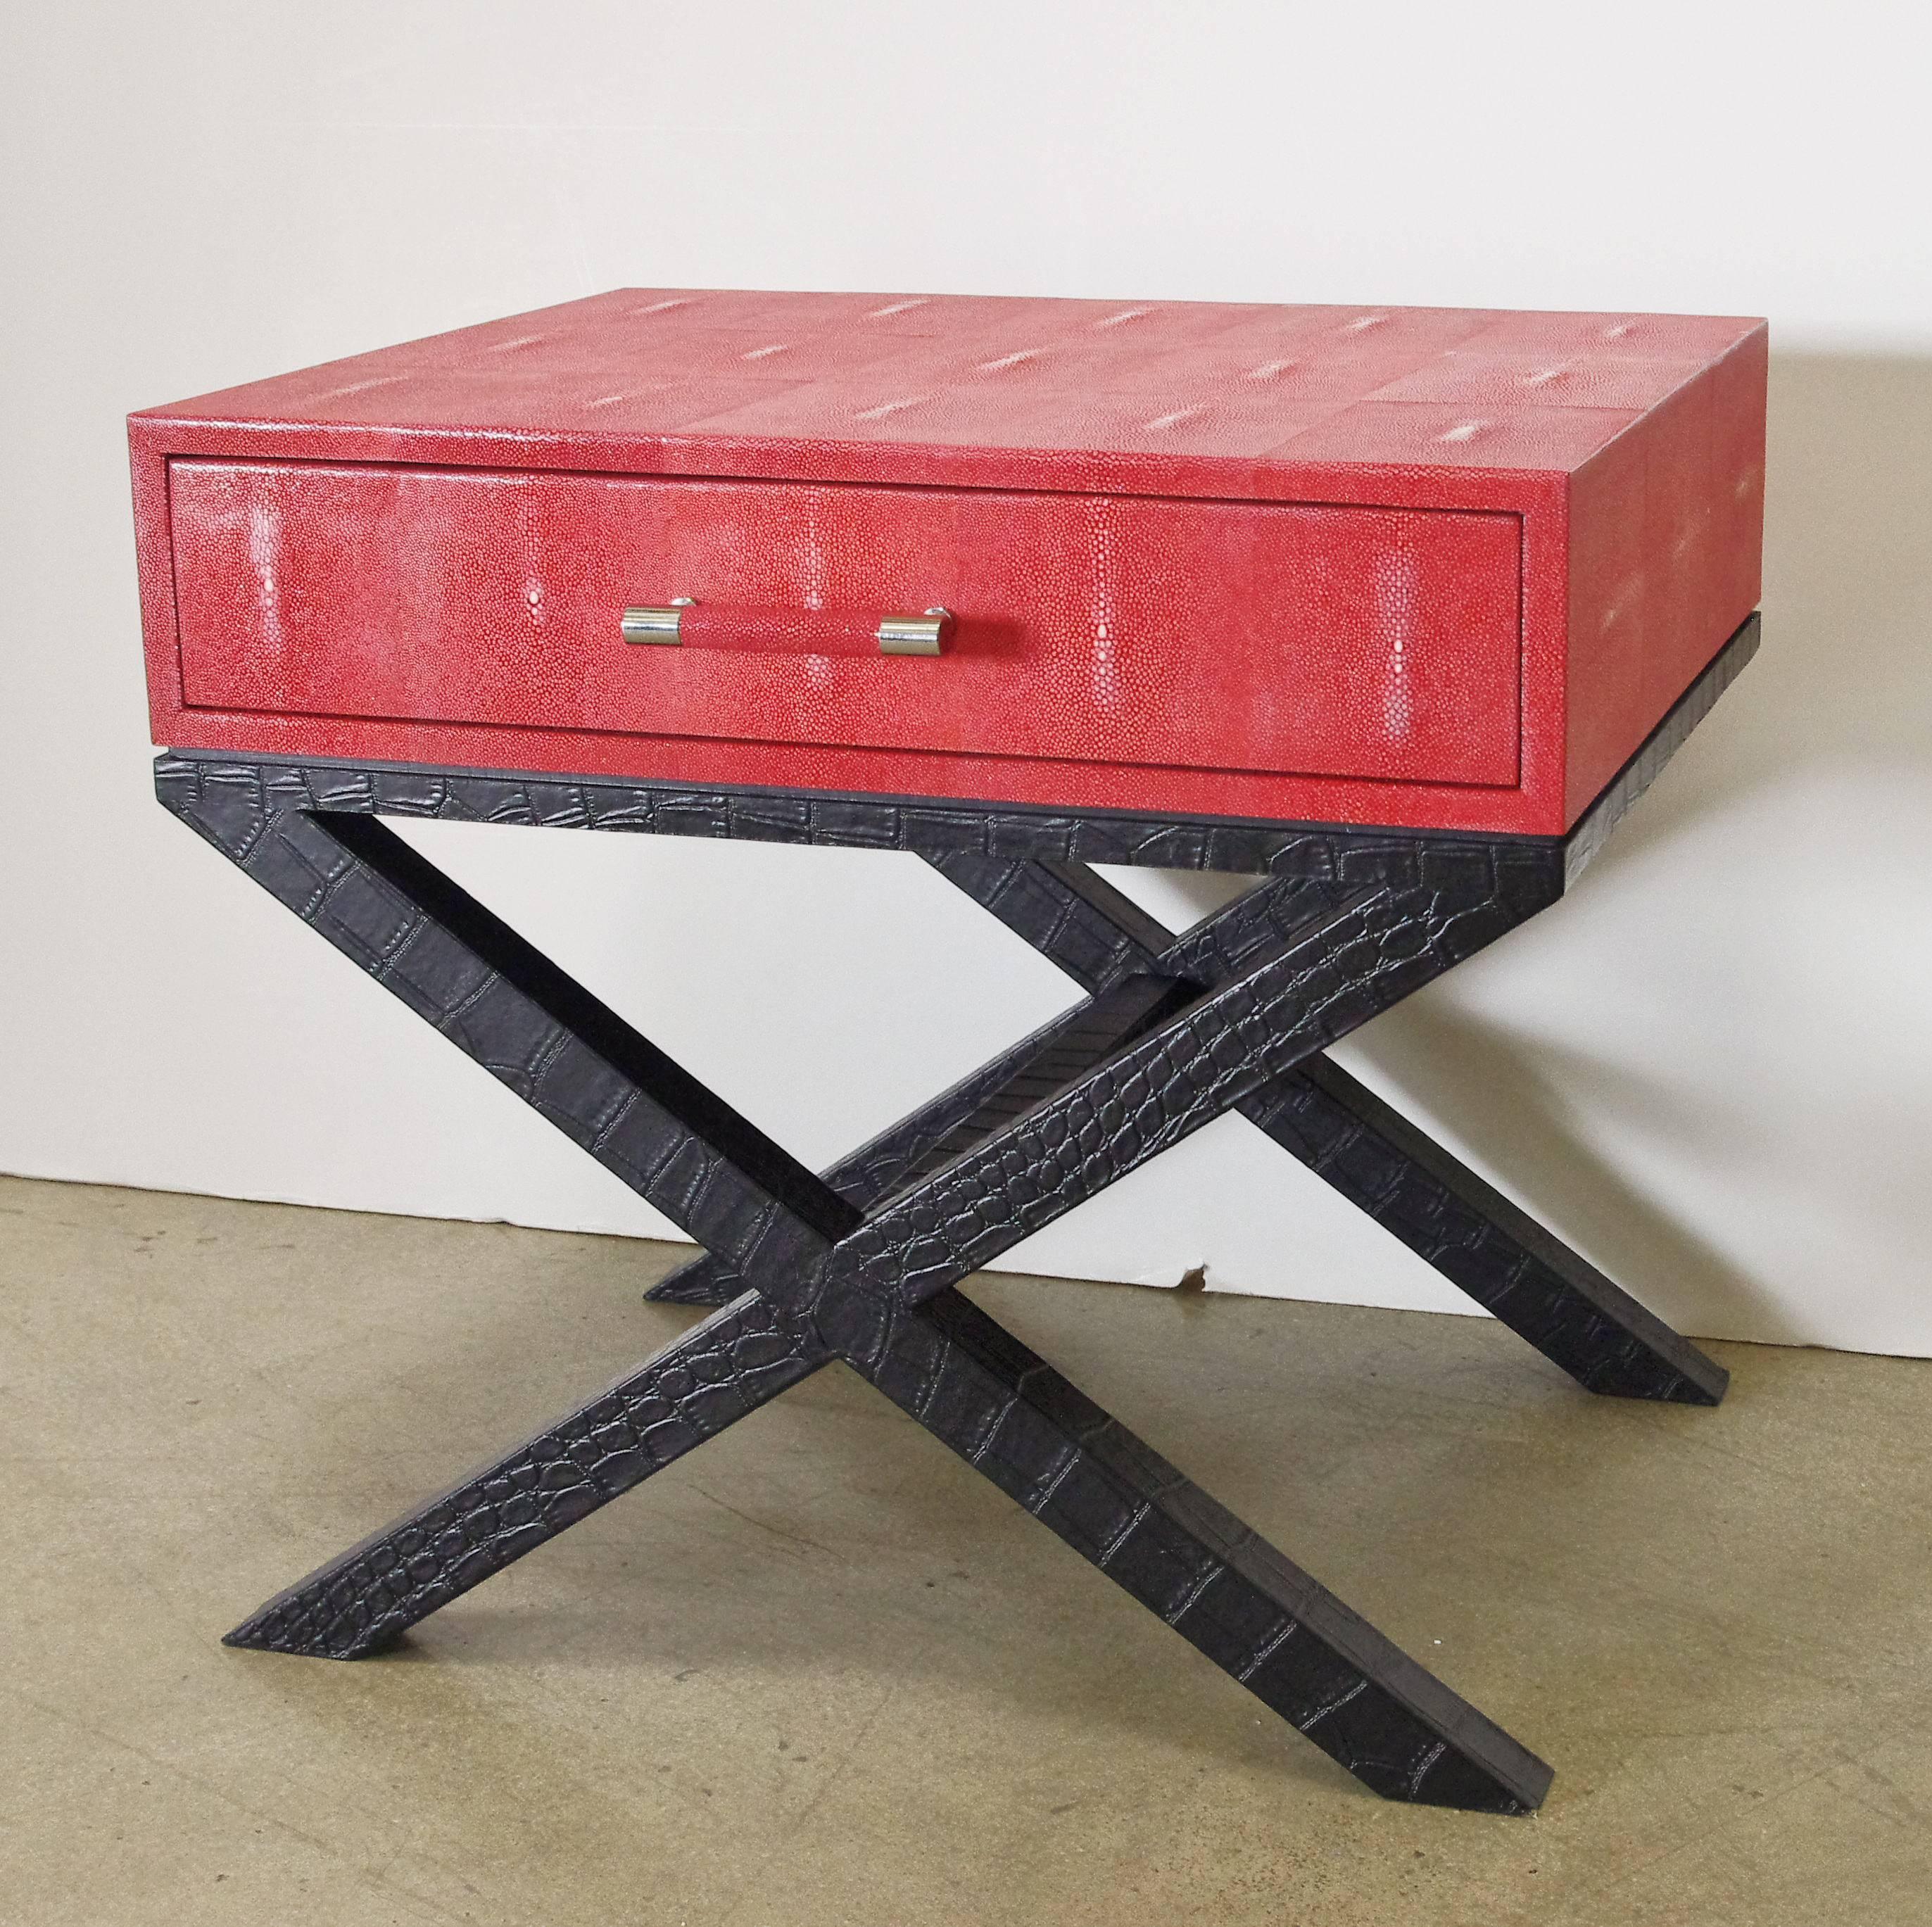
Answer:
(660, 852, 1726, 1405)
(163, 769, 1555, 1811)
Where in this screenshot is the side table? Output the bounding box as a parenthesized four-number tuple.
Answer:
(132, 290, 1767, 1814)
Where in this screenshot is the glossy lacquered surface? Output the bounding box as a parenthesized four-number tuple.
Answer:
(131, 290, 1768, 832)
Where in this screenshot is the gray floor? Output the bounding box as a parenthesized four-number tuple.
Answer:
(3, 1173, 1928, 1926)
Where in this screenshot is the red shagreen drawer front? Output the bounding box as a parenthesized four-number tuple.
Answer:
(169, 459, 1521, 788)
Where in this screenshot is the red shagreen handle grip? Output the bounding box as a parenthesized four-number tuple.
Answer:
(620, 602, 951, 656)
(686, 605, 872, 655)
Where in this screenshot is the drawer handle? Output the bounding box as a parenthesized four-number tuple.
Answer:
(621, 602, 952, 657)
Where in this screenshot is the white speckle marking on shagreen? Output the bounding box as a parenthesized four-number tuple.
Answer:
(801, 486, 827, 615)
(247, 495, 284, 657)
(312, 376, 403, 404)
(1377, 521, 1419, 742)
(1086, 497, 1123, 712)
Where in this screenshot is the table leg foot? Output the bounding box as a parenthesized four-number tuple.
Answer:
(849, 1284, 1553, 1813)
(226, 1289, 829, 1659)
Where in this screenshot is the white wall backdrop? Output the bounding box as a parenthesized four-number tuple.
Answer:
(4, 3, 1929, 1353)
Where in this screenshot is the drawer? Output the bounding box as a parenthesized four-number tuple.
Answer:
(168, 459, 1522, 788)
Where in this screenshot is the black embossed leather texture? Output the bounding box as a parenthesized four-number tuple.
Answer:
(154, 614, 1755, 1816)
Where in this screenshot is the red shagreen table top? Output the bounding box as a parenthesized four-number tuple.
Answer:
(132, 291, 1767, 835)
(135, 289, 1760, 491)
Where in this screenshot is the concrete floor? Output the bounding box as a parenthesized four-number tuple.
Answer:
(3, 1175, 1928, 1926)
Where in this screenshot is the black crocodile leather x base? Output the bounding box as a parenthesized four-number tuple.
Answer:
(153, 615, 1758, 1817)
